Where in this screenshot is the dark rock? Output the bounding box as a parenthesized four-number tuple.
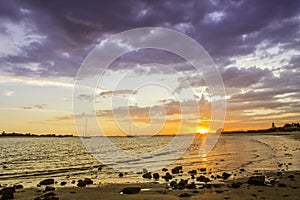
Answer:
(248, 176, 265, 186)
(288, 175, 295, 179)
(196, 175, 210, 183)
(84, 178, 93, 185)
(170, 181, 177, 187)
(231, 182, 242, 188)
(240, 168, 245, 172)
(191, 175, 195, 179)
(213, 184, 221, 188)
(39, 179, 54, 185)
(60, 182, 67, 186)
(270, 179, 276, 185)
(278, 183, 286, 187)
(186, 182, 196, 189)
(162, 172, 173, 181)
(179, 193, 191, 197)
(0, 187, 15, 200)
(192, 190, 199, 193)
(121, 187, 141, 194)
(71, 180, 75, 184)
(153, 173, 159, 180)
(118, 173, 124, 177)
(188, 170, 197, 175)
(43, 192, 56, 197)
(177, 179, 188, 190)
(45, 186, 55, 192)
(205, 184, 212, 189)
(33, 197, 42, 200)
(142, 172, 152, 179)
(0, 187, 15, 195)
(199, 168, 206, 172)
(14, 184, 23, 189)
(77, 180, 86, 187)
(162, 168, 168, 172)
(277, 172, 282, 176)
(222, 172, 232, 179)
(98, 166, 102, 171)
(171, 166, 182, 174)
(215, 190, 223, 194)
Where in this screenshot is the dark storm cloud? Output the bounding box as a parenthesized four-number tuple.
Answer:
(0, 0, 299, 78)
(0, 1, 23, 21)
(221, 66, 271, 88)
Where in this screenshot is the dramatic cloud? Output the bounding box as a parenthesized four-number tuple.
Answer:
(0, 0, 299, 133)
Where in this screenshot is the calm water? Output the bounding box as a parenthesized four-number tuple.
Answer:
(0, 132, 299, 187)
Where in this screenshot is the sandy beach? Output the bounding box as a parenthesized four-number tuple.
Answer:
(2, 169, 298, 200)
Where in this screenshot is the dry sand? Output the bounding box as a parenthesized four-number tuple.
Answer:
(9, 170, 300, 200)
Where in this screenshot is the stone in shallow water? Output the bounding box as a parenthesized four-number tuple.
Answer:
(231, 182, 242, 188)
(60, 182, 67, 186)
(188, 170, 197, 175)
(153, 173, 159, 180)
(162, 172, 173, 181)
(142, 172, 152, 179)
(39, 179, 54, 185)
(14, 184, 23, 190)
(121, 187, 141, 194)
(77, 180, 86, 187)
(171, 166, 183, 174)
(196, 175, 210, 183)
(84, 178, 93, 185)
(162, 168, 168, 172)
(222, 172, 232, 179)
(248, 176, 265, 186)
(45, 186, 55, 192)
(0, 187, 15, 200)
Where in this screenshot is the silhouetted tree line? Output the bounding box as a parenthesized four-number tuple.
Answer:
(0, 131, 73, 137)
(222, 121, 300, 134)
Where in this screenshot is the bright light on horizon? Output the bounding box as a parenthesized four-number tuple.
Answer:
(198, 128, 208, 135)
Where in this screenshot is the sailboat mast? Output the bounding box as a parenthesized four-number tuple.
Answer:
(129, 120, 131, 136)
(85, 116, 87, 137)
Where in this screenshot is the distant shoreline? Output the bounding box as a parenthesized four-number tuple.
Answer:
(1, 122, 300, 138)
(0, 132, 74, 138)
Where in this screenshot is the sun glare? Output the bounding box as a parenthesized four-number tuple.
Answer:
(198, 128, 208, 135)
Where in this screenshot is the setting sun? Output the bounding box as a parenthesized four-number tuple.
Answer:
(198, 128, 208, 135)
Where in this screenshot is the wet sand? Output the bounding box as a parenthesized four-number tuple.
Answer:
(8, 170, 300, 200)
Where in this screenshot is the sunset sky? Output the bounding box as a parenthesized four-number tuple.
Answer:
(0, 0, 299, 136)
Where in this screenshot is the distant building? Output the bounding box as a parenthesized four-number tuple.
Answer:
(272, 122, 276, 128)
